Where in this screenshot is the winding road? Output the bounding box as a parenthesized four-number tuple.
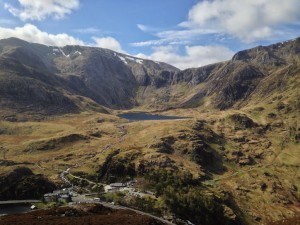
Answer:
(56, 124, 175, 225)
(28, 123, 175, 224)
(72, 194, 175, 225)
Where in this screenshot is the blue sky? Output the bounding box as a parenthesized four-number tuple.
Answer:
(0, 0, 300, 69)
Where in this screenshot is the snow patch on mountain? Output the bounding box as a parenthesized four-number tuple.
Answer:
(125, 56, 143, 64)
(125, 56, 135, 61)
(136, 59, 143, 64)
(118, 55, 128, 64)
(74, 50, 82, 55)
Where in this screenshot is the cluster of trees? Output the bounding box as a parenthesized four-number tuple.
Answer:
(129, 196, 161, 216)
(145, 169, 195, 196)
(98, 149, 136, 182)
(145, 169, 237, 225)
(164, 187, 235, 225)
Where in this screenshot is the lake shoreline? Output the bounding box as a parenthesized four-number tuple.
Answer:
(0, 204, 32, 216)
(118, 112, 190, 121)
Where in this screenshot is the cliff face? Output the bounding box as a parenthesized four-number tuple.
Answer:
(176, 37, 300, 110)
(128, 37, 300, 111)
(0, 37, 179, 115)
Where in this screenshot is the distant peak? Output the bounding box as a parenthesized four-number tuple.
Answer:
(0, 37, 30, 46)
(232, 36, 300, 62)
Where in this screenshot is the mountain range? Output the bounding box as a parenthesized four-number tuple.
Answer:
(0, 37, 299, 117)
(0, 37, 299, 225)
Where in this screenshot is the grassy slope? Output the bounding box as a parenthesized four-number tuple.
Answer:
(1, 100, 299, 224)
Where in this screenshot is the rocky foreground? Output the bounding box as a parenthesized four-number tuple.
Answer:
(0, 204, 165, 225)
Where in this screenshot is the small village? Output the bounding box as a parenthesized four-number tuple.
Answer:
(43, 179, 155, 203)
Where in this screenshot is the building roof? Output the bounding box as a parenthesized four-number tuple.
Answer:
(110, 183, 126, 187)
(53, 190, 69, 195)
(60, 194, 70, 198)
(44, 193, 57, 197)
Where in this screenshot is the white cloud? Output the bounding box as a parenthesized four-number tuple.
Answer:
(138, 45, 234, 69)
(0, 24, 127, 53)
(137, 24, 151, 33)
(133, 23, 216, 47)
(5, 0, 79, 21)
(0, 24, 84, 46)
(156, 28, 217, 40)
(132, 24, 216, 47)
(73, 27, 100, 34)
(131, 39, 170, 47)
(136, 24, 164, 33)
(92, 36, 124, 53)
(188, 0, 300, 42)
(131, 39, 191, 47)
(135, 0, 300, 47)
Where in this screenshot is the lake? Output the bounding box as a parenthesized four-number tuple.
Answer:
(118, 112, 189, 121)
(0, 205, 31, 216)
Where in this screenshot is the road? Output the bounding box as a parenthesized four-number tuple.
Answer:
(72, 194, 175, 225)
(0, 196, 174, 224)
(0, 200, 41, 205)
(51, 123, 174, 225)
(60, 167, 72, 186)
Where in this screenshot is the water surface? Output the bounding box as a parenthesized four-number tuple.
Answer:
(0, 205, 31, 216)
(118, 112, 189, 121)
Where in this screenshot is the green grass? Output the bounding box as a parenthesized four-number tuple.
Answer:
(35, 202, 58, 209)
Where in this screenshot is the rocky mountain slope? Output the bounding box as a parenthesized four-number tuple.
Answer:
(1, 37, 299, 117)
(137, 37, 299, 113)
(176, 38, 300, 111)
(0, 37, 178, 117)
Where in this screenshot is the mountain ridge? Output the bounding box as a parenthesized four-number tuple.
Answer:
(0, 37, 179, 115)
(0, 36, 299, 117)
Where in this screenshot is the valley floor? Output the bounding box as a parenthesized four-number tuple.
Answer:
(0, 107, 299, 225)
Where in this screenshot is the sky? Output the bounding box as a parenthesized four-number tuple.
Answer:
(0, 0, 300, 69)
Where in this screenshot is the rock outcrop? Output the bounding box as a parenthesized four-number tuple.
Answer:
(0, 167, 56, 200)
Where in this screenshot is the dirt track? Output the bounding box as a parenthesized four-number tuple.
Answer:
(0, 203, 165, 225)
